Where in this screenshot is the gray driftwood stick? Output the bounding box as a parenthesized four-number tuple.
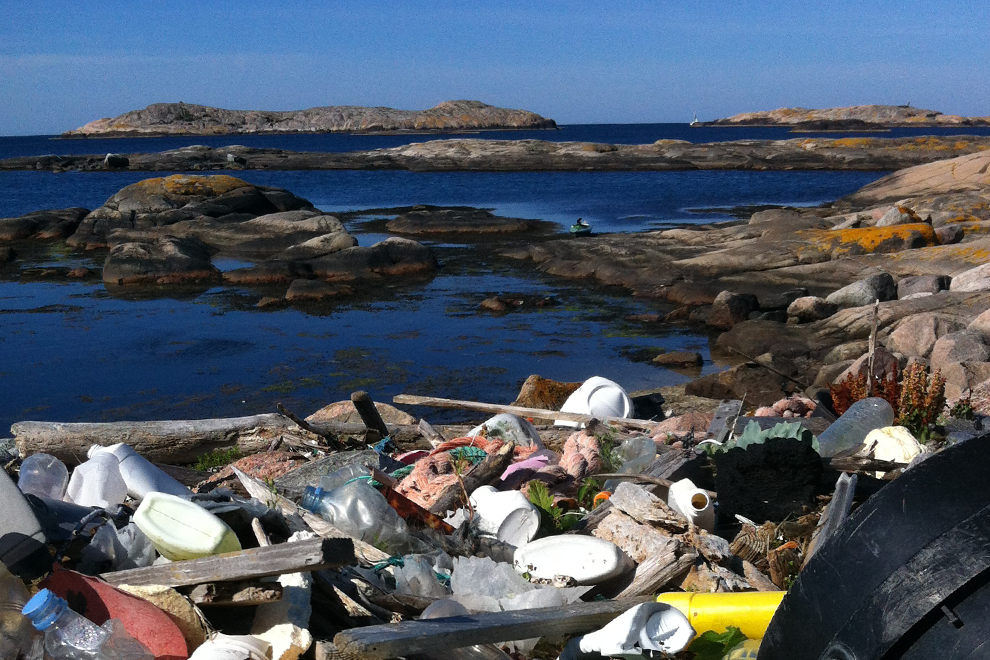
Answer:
(187, 581, 284, 607)
(612, 549, 698, 599)
(232, 466, 391, 566)
(392, 394, 659, 431)
(334, 596, 653, 660)
(351, 391, 392, 438)
(101, 537, 355, 587)
(12, 414, 308, 465)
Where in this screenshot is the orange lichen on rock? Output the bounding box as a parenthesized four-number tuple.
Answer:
(130, 174, 250, 198)
(799, 223, 939, 257)
(829, 137, 878, 148)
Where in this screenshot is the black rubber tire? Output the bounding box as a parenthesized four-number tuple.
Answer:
(761, 435, 990, 660)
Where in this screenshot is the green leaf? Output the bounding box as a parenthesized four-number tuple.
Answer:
(717, 420, 819, 453)
(688, 626, 747, 660)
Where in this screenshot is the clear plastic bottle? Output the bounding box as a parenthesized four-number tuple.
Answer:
(0, 468, 51, 579)
(302, 480, 424, 554)
(88, 444, 191, 500)
(0, 560, 42, 660)
(18, 453, 69, 500)
(21, 589, 154, 660)
(817, 397, 896, 458)
(65, 452, 128, 509)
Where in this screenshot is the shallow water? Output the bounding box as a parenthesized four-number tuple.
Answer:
(0, 127, 895, 429)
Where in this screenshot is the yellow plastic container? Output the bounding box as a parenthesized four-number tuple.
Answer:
(134, 492, 241, 560)
(656, 591, 785, 641)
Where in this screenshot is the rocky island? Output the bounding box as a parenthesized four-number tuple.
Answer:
(705, 104, 990, 130)
(6, 135, 990, 173)
(60, 100, 557, 137)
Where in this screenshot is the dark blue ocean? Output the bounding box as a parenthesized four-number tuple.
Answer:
(0, 124, 955, 431)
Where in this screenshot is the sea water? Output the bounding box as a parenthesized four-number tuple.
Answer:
(0, 125, 907, 427)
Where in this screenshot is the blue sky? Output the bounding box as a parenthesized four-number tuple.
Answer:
(1, 1, 988, 135)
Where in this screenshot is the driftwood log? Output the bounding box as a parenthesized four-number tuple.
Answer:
(11, 415, 429, 465)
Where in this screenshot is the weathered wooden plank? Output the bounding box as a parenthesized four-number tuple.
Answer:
(333, 597, 653, 660)
(101, 537, 354, 587)
(607, 482, 689, 530)
(232, 466, 392, 565)
(187, 580, 283, 607)
(351, 391, 392, 439)
(612, 549, 698, 599)
(392, 394, 658, 431)
(429, 442, 516, 515)
(705, 399, 742, 445)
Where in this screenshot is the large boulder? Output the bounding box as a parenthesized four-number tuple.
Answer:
(897, 274, 951, 298)
(800, 224, 939, 258)
(935, 225, 965, 245)
(758, 288, 809, 311)
(284, 279, 354, 302)
(885, 313, 967, 358)
(102, 235, 220, 286)
(0, 208, 89, 241)
(825, 273, 896, 308)
(749, 209, 804, 225)
(969, 309, 990, 339)
(930, 330, 990, 374)
(685, 355, 818, 408)
(839, 150, 990, 206)
(949, 263, 990, 292)
(875, 205, 923, 227)
(787, 296, 837, 323)
(308, 237, 438, 281)
(942, 362, 990, 402)
(835, 347, 901, 384)
(708, 291, 758, 329)
(281, 232, 358, 260)
(512, 375, 582, 411)
(386, 207, 542, 235)
(69, 175, 314, 249)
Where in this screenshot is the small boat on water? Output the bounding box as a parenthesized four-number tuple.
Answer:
(690, 112, 699, 126)
(570, 218, 592, 236)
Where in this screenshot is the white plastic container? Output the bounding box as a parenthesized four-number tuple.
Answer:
(559, 602, 694, 660)
(556, 377, 632, 428)
(134, 492, 241, 561)
(468, 413, 544, 448)
(88, 443, 191, 500)
(860, 426, 927, 477)
(188, 633, 272, 660)
(469, 485, 541, 546)
(0, 468, 51, 579)
(513, 535, 633, 584)
(17, 453, 69, 500)
(667, 478, 716, 532)
(65, 451, 128, 509)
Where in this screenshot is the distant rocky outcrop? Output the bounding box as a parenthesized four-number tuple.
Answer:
(708, 105, 990, 127)
(61, 100, 556, 137)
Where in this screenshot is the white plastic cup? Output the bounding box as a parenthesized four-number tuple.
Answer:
(134, 492, 241, 561)
(88, 443, 191, 500)
(65, 452, 128, 509)
(17, 454, 69, 500)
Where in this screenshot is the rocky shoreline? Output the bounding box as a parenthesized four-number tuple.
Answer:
(4, 135, 990, 173)
(3, 150, 990, 419)
(705, 104, 990, 127)
(60, 100, 557, 137)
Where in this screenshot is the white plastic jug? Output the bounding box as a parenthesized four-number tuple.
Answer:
(188, 633, 272, 660)
(65, 451, 128, 509)
(469, 486, 540, 546)
(556, 377, 632, 428)
(134, 492, 241, 561)
(88, 443, 192, 500)
(17, 453, 69, 500)
(667, 478, 716, 531)
(0, 470, 50, 579)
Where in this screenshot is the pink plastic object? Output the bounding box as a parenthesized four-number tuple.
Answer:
(500, 454, 551, 480)
(41, 565, 188, 660)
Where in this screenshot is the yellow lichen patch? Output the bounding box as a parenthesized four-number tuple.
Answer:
(160, 174, 250, 196)
(955, 141, 970, 150)
(799, 223, 939, 257)
(829, 137, 878, 148)
(947, 214, 982, 223)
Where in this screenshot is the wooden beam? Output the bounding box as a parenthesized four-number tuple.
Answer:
(612, 549, 698, 599)
(351, 391, 391, 439)
(392, 394, 658, 430)
(101, 537, 354, 588)
(333, 597, 653, 660)
(187, 581, 283, 607)
(704, 399, 742, 445)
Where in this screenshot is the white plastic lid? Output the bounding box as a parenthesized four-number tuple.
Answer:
(556, 376, 632, 427)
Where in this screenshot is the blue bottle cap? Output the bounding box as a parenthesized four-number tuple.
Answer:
(22, 588, 68, 631)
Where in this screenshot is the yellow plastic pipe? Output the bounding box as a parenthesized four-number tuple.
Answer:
(656, 591, 785, 641)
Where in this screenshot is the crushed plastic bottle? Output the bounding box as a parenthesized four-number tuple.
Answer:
(88, 444, 191, 500)
(65, 452, 128, 509)
(21, 588, 154, 660)
(17, 453, 69, 500)
(817, 397, 895, 458)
